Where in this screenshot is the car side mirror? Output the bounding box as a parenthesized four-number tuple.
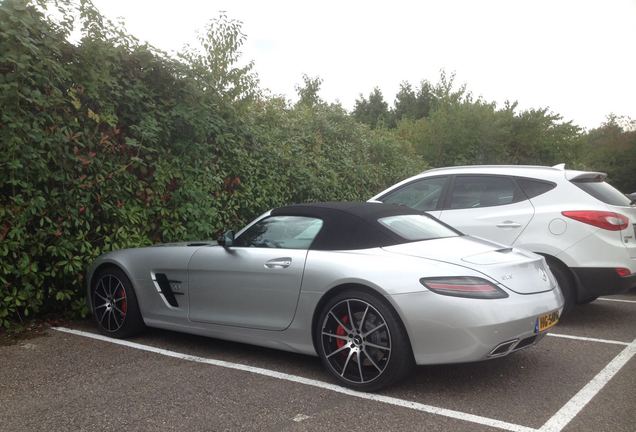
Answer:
(217, 230, 234, 248)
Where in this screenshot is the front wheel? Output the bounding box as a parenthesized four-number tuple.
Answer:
(316, 289, 414, 391)
(91, 267, 145, 338)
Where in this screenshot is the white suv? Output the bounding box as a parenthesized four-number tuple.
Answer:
(370, 164, 636, 311)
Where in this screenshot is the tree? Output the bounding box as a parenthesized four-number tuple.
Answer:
(582, 115, 636, 192)
(353, 87, 391, 128)
(180, 12, 259, 103)
(393, 81, 434, 121)
(294, 74, 323, 108)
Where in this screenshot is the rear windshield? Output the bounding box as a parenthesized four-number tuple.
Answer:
(573, 181, 632, 207)
(378, 214, 459, 241)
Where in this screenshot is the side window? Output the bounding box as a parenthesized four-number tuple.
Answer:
(234, 216, 323, 249)
(449, 176, 523, 209)
(516, 177, 556, 199)
(380, 176, 448, 211)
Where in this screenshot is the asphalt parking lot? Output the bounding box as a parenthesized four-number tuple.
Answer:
(1, 291, 635, 432)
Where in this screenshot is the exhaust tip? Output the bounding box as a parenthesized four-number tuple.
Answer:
(489, 339, 519, 357)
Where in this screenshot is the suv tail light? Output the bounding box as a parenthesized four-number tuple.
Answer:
(561, 211, 629, 231)
(615, 268, 631, 277)
(420, 277, 508, 299)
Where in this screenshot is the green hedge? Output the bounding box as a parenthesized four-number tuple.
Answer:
(0, 1, 423, 327)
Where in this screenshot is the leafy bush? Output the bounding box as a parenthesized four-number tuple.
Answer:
(0, 1, 423, 327)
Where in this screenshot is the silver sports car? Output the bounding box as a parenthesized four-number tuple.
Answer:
(87, 202, 563, 391)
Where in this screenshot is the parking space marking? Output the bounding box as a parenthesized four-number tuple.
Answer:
(547, 333, 630, 346)
(53, 327, 535, 432)
(597, 297, 636, 304)
(538, 337, 636, 432)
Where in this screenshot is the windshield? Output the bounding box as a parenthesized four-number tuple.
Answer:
(378, 214, 459, 241)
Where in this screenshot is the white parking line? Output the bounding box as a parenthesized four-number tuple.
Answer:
(597, 297, 636, 304)
(547, 333, 630, 346)
(538, 338, 636, 432)
(53, 327, 535, 432)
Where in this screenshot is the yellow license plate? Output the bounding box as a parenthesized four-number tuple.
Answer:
(537, 311, 559, 332)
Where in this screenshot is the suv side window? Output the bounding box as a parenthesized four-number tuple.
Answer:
(234, 216, 323, 249)
(449, 176, 524, 209)
(516, 177, 556, 199)
(380, 176, 448, 211)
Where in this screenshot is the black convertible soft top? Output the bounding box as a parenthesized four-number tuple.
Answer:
(271, 202, 436, 251)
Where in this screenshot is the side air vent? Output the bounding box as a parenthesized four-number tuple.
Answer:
(153, 273, 180, 307)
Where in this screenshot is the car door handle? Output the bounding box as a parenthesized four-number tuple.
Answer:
(496, 221, 522, 228)
(264, 257, 292, 269)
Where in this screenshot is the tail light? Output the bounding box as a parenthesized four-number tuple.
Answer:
(615, 268, 631, 277)
(420, 277, 508, 299)
(562, 211, 629, 231)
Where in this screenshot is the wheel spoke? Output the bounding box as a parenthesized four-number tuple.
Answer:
(108, 275, 113, 297)
(112, 309, 121, 328)
(340, 349, 355, 376)
(362, 349, 383, 372)
(329, 312, 352, 334)
(326, 344, 350, 359)
(114, 280, 124, 297)
(106, 310, 113, 331)
(113, 304, 125, 317)
(346, 300, 355, 332)
(365, 341, 390, 351)
(96, 279, 108, 298)
(113, 296, 126, 303)
(98, 307, 108, 325)
(95, 303, 108, 310)
(356, 351, 364, 382)
(322, 331, 348, 341)
(358, 305, 369, 333)
(95, 291, 108, 302)
(362, 322, 386, 338)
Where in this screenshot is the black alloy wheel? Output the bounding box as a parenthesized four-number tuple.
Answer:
(317, 289, 413, 391)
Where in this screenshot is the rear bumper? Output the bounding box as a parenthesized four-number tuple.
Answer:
(389, 288, 564, 365)
(571, 267, 636, 300)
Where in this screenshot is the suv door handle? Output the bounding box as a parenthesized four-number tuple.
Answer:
(264, 257, 292, 269)
(496, 221, 522, 228)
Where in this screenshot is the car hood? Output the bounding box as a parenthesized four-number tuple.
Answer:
(382, 236, 556, 294)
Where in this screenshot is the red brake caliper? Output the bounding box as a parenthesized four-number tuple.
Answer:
(119, 286, 127, 315)
(335, 315, 349, 349)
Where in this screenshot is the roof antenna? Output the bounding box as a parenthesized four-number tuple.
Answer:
(552, 163, 566, 170)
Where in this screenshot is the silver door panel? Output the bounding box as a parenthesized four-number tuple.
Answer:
(188, 246, 308, 330)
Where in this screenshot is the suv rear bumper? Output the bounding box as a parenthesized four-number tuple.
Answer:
(571, 267, 636, 300)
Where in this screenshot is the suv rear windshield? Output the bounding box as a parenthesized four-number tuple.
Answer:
(573, 180, 632, 207)
(378, 214, 459, 241)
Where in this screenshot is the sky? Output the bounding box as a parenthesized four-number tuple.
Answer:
(91, 0, 636, 130)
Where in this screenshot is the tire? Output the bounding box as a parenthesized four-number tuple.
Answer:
(546, 260, 576, 314)
(577, 295, 599, 305)
(315, 289, 414, 392)
(91, 267, 145, 338)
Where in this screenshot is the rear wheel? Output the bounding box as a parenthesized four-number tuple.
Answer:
(91, 267, 145, 338)
(577, 295, 599, 304)
(316, 289, 413, 391)
(546, 260, 576, 314)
